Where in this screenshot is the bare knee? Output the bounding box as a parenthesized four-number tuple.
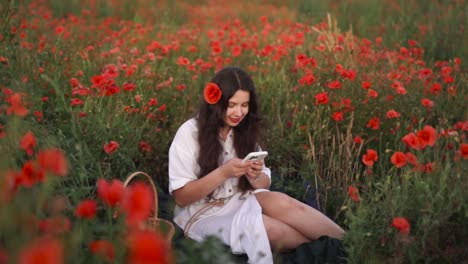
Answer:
(264, 192, 307, 214)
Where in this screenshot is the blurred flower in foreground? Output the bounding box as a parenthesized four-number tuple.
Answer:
(18, 237, 63, 264)
(20, 131, 36, 156)
(89, 240, 116, 262)
(75, 200, 97, 219)
(121, 182, 153, 226)
(6, 93, 29, 117)
(36, 148, 68, 176)
(460, 143, 468, 159)
(97, 179, 124, 207)
(127, 230, 170, 264)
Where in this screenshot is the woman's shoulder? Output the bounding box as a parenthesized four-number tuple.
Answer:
(174, 118, 199, 139)
(177, 118, 198, 132)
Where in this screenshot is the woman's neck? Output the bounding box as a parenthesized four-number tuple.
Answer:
(219, 126, 231, 141)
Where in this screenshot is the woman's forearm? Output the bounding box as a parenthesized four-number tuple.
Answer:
(172, 167, 230, 207)
(247, 173, 270, 189)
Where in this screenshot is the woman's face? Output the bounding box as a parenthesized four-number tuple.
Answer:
(224, 89, 250, 127)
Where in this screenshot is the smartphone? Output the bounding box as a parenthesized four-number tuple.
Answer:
(242, 151, 268, 162)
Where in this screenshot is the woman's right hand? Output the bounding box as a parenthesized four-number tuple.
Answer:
(220, 158, 250, 178)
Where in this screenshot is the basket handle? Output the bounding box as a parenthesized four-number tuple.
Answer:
(122, 171, 159, 219)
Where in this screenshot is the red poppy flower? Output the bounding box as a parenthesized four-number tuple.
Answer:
(89, 240, 116, 262)
(405, 152, 418, 166)
(139, 141, 152, 153)
(314, 92, 329, 105)
(203, 82, 222, 104)
(127, 230, 170, 264)
(20, 131, 36, 156)
(347, 186, 360, 202)
(38, 216, 71, 235)
(391, 217, 410, 234)
(331, 111, 344, 122)
(75, 199, 97, 219)
(460, 143, 468, 159)
(386, 109, 401, 119)
(19, 161, 45, 187)
(366, 117, 380, 130)
(6, 93, 29, 117)
(103, 141, 119, 154)
(402, 133, 425, 150)
(36, 148, 68, 177)
(327, 80, 342, 89)
(353, 136, 363, 144)
(362, 149, 378, 167)
(417, 125, 436, 147)
(97, 179, 124, 207)
(18, 237, 63, 264)
(391, 152, 407, 168)
(121, 182, 153, 226)
(0, 248, 7, 264)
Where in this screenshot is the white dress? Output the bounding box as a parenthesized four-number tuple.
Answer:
(168, 118, 273, 264)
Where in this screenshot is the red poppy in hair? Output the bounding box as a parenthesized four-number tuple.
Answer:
(203, 82, 222, 104)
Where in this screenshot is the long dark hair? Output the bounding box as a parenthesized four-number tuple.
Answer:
(196, 66, 263, 192)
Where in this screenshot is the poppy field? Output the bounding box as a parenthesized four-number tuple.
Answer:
(0, 0, 467, 263)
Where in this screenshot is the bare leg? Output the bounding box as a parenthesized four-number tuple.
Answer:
(255, 191, 345, 240)
(262, 214, 309, 251)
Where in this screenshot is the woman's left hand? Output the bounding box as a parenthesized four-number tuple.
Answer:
(245, 160, 263, 179)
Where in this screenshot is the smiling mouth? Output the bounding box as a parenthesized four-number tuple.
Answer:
(229, 118, 241, 123)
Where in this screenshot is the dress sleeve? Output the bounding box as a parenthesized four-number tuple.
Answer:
(168, 120, 199, 194)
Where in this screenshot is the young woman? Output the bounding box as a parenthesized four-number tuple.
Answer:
(168, 66, 344, 263)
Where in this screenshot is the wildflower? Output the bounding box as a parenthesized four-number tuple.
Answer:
(331, 111, 344, 122)
(421, 98, 434, 109)
(123, 82, 137, 92)
(417, 125, 436, 147)
(347, 186, 360, 202)
(103, 141, 119, 154)
(127, 230, 170, 264)
(460, 143, 468, 159)
(20, 131, 36, 156)
(405, 152, 418, 166)
(121, 182, 153, 226)
(367, 89, 378, 98)
(362, 149, 378, 167)
(36, 148, 68, 176)
(366, 117, 380, 130)
(70, 98, 84, 106)
(361, 81, 371, 89)
(19, 161, 45, 187)
(391, 217, 410, 234)
(327, 80, 342, 89)
(391, 152, 407, 168)
(75, 200, 97, 219)
(386, 109, 401, 119)
(314, 92, 329, 105)
(139, 141, 152, 153)
(97, 179, 124, 207)
(18, 237, 63, 264)
(402, 133, 425, 150)
(6, 93, 29, 117)
(38, 216, 72, 235)
(89, 240, 116, 262)
(353, 136, 363, 144)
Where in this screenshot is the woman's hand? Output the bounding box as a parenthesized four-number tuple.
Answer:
(220, 158, 251, 178)
(245, 160, 264, 179)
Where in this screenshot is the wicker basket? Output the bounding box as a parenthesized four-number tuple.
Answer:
(121, 171, 175, 243)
